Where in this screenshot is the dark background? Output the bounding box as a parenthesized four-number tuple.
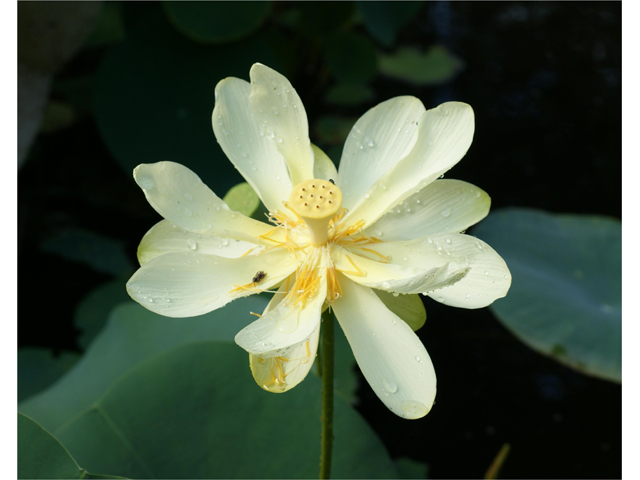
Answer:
(18, 2, 621, 479)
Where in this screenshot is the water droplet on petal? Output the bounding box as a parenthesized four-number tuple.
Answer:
(440, 207, 452, 218)
(184, 208, 192, 217)
(184, 193, 193, 201)
(382, 378, 398, 394)
(187, 239, 197, 250)
(445, 237, 452, 244)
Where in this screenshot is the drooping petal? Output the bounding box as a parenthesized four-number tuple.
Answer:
(375, 291, 426, 331)
(312, 144, 338, 182)
(364, 180, 490, 241)
(137, 220, 258, 265)
(425, 234, 511, 308)
(359, 233, 510, 308)
(133, 162, 279, 244)
(126, 248, 296, 318)
(337, 96, 425, 210)
(343, 102, 475, 228)
(332, 275, 437, 419)
(249, 324, 320, 393)
(248, 63, 314, 185)
(212, 77, 293, 212)
(235, 269, 326, 358)
(332, 247, 469, 295)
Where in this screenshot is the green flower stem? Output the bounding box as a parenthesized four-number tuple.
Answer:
(319, 311, 335, 479)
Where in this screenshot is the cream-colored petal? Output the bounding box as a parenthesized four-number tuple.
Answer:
(375, 291, 426, 331)
(248, 63, 314, 185)
(343, 102, 475, 228)
(249, 325, 320, 393)
(235, 269, 326, 358)
(425, 234, 511, 308)
(133, 162, 278, 244)
(337, 96, 426, 210)
(262, 274, 296, 315)
(312, 144, 338, 182)
(126, 248, 296, 318)
(333, 247, 468, 295)
(332, 275, 437, 419)
(137, 219, 258, 265)
(364, 180, 490, 241)
(212, 77, 293, 212)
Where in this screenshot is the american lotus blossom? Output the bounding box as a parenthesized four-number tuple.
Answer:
(126, 63, 511, 419)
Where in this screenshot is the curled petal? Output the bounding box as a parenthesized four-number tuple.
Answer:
(332, 275, 437, 419)
(235, 269, 326, 358)
(333, 247, 468, 295)
(126, 248, 296, 318)
(426, 234, 511, 308)
(249, 325, 320, 393)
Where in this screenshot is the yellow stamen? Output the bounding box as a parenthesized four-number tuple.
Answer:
(336, 254, 365, 277)
(358, 247, 391, 263)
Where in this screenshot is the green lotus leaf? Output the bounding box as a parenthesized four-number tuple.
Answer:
(93, 9, 279, 196)
(18, 349, 80, 403)
(54, 341, 396, 478)
(473, 208, 621, 382)
(379, 45, 464, 86)
(18, 413, 123, 479)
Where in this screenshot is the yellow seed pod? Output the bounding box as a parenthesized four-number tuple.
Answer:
(288, 178, 342, 220)
(288, 179, 343, 245)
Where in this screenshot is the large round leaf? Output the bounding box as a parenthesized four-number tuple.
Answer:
(55, 341, 397, 479)
(164, 1, 272, 44)
(18, 349, 80, 403)
(473, 208, 621, 382)
(18, 413, 121, 479)
(93, 9, 279, 195)
(19, 296, 270, 432)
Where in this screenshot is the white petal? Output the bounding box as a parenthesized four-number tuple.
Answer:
(332, 247, 468, 295)
(133, 162, 277, 244)
(426, 234, 511, 308)
(212, 77, 293, 212)
(235, 269, 326, 357)
(312, 144, 338, 182)
(337, 96, 425, 210)
(126, 248, 296, 318)
(365, 180, 490, 241)
(249, 324, 320, 393)
(343, 102, 474, 228)
(248, 63, 314, 185)
(332, 275, 437, 419)
(137, 220, 257, 265)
